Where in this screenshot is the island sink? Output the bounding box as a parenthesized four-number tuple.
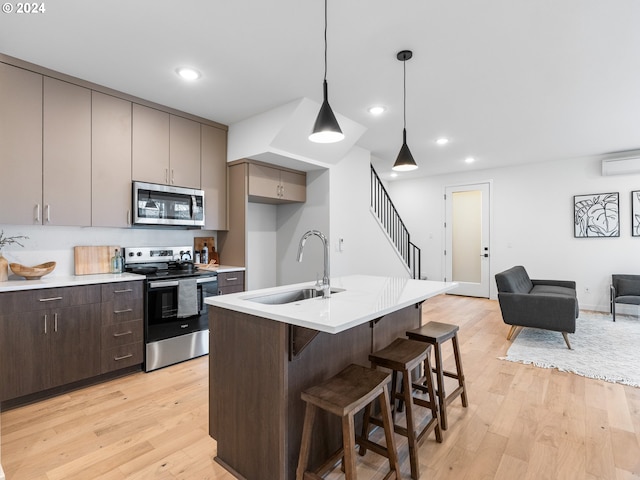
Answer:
(245, 287, 345, 305)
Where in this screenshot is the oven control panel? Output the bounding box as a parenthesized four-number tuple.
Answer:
(123, 246, 193, 264)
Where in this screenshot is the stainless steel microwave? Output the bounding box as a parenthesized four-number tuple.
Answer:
(132, 181, 205, 227)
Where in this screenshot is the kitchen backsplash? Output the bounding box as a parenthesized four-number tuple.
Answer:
(0, 225, 217, 277)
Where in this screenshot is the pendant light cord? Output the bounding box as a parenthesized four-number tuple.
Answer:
(403, 57, 407, 130)
(323, 0, 328, 82)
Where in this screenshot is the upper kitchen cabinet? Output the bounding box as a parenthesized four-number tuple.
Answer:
(43, 77, 92, 226)
(92, 92, 133, 228)
(0, 63, 43, 225)
(132, 104, 201, 189)
(132, 104, 170, 185)
(247, 162, 306, 204)
(201, 124, 228, 230)
(170, 115, 201, 189)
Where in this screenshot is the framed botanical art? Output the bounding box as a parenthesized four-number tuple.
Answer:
(574, 192, 619, 238)
(632, 191, 640, 237)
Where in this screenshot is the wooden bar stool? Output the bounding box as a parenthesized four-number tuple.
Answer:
(406, 321, 468, 431)
(360, 338, 442, 480)
(296, 363, 400, 480)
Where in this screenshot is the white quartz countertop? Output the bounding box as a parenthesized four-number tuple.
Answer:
(0, 272, 145, 292)
(205, 274, 458, 334)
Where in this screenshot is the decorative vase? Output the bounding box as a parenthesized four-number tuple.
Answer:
(0, 253, 8, 282)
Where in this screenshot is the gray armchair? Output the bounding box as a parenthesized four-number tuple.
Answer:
(610, 274, 640, 322)
(495, 266, 579, 349)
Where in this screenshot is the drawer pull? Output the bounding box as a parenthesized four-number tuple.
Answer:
(114, 353, 133, 361)
(113, 330, 133, 337)
(114, 308, 133, 314)
(114, 288, 133, 294)
(226, 277, 238, 281)
(180, 324, 189, 329)
(39, 296, 63, 302)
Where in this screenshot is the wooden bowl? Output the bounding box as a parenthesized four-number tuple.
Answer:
(10, 261, 56, 280)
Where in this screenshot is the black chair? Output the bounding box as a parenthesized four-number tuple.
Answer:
(610, 274, 640, 322)
(495, 266, 578, 349)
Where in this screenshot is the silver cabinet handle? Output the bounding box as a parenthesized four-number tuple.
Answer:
(127, 209, 131, 225)
(54, 312, 58, 332)
(114, 288, 133, 294)
(114, 308, 133, 314)
(114, 353, 133, 361)
(165, 168, 169, 184)
(45, 204, 51, 223)
(43, 314, 47, 334)
(171, 169, 175, 185)
(113, 330, 133, 337)
(39, 296, 63, 302)
(35, 204, 40, 222)
(226, 277, 238, 281)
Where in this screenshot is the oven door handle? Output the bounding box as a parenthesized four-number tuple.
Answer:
(148, 280, 180, 289)
(197, 276, 218, 284)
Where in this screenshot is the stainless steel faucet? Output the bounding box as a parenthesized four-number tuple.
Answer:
(297, 230, 330, 298)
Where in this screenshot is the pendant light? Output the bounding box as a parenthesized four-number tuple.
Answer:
(392, 50, 418, 171)
(309, 0, 344, 143)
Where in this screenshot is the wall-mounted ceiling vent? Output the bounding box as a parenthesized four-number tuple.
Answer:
(602, 156, 640, 176)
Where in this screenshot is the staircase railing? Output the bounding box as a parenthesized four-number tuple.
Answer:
(370, 164, 421, 279)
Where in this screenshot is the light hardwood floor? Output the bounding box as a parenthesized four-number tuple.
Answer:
(2, 294, 639, 479)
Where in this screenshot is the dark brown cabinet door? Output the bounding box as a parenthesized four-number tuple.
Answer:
(49, 304, 101, 388)
(0, 311, 49, 401)
(0, 288, 102, 402)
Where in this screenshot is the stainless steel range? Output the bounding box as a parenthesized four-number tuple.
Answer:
(123, 246, 218, 372)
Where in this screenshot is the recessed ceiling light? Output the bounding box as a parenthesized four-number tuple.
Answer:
(176, 67, 201, 81)
(465, 157, 475, 164)
(367, 105, 386, 116)
(436, 137, 449, 145)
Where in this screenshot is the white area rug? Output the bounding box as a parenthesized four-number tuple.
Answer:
(500, 311, 640, 387)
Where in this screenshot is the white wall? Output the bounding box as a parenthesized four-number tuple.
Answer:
(330, 147, 410, 279)
(388, 155, 640, 311)
(246, 203, 277, 290)
(277, 169, 331, 286)
(0, 225, 218, 278)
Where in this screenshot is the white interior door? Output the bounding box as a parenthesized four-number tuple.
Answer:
(445, 182, 491, 297)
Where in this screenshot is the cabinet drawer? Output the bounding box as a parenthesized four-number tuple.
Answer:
(101, 342, 143, 373)
(218, 271, 244, 288)
(102, 320, 143, 349)
(0, 284, 101, 314)
(219, 284, 244, 295)
(101, 299, 143, 325)
(101, 281, 143, 302)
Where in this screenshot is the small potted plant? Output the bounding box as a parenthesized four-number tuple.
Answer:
(0, 231, 29, 282)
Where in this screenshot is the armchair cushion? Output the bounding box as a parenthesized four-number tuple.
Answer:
(494, 266, 533, 294)
(615, 278, 640, 297)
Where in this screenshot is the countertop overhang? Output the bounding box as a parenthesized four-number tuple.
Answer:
(205, 274, 458, 334)
(0, 272, 145, 292)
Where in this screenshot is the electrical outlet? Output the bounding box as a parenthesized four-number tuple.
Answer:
(584, 287, 590, 294)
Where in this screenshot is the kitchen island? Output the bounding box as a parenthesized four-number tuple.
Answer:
(205, 275, 457, 480)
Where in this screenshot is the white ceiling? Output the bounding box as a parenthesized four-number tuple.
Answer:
(2, 0, 640, 179)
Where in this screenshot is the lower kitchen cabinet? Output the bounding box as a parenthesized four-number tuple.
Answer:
(0, 288, 102, 402)
(218, 271, 245, 295)
(0, 281, 144, 404)
(101, 281, 144, 373)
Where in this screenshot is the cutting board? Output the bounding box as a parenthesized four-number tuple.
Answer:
(74, 246, 120, 275)
(194, 236, 215, 254)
